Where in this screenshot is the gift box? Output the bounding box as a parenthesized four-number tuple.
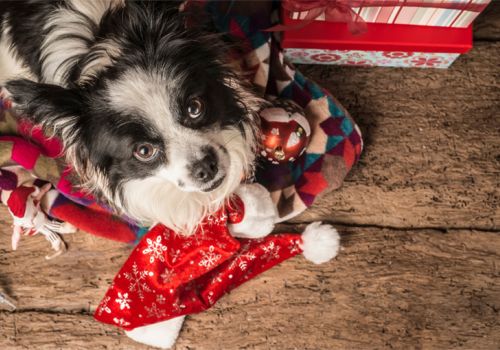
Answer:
(281, 21, 472, 68)
(286, 0, 491, 28)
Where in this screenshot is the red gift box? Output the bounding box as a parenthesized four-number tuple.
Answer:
(281, 18, 473, 68)
(285, 0, 491, 28)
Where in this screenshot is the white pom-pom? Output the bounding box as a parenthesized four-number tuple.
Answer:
(125, 316, 185, 349)
(228, 183, 277, 239)
(300, 222, 340, 264)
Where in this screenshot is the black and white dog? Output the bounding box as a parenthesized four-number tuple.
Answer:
(0, 0, 266, 235)
(0, 1, 339, 347)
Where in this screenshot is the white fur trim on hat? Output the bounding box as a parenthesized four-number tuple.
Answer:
(228, 183, 277, 239)
(125, 316, 185, 349)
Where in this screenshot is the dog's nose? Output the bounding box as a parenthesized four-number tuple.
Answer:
(191, 150, 218, 183)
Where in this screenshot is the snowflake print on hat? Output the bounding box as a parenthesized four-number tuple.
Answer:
(288, 239, 301, 254)
(171, 297, 186, 313)
(228, 242, 256, 272)
(261, 241, 281, 262)
(199, 246, 221, 269)
(169, 248, 181, 263)
(124, 262, 153, 301)
(160, 268, 174, 284)
(113, 318, 130, 327)
(156, 294, 166, 305)
(142, 235, 167, 263)
(145, 302, 167, 319)
(115, 292, 131, 310)
(95, 202, 311, 331)
(97, 296, 111, 316)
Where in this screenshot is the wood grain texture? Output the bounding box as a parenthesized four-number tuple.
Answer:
(1, 224, 499, 350)
(293, 42, 500, 230)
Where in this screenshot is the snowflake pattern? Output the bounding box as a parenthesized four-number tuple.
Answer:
(142, 235, 168, 263)
(207, 291, 215, 305)
(199, 245, 221, 269)
(169, 248, 181, 263)
(205, 212, 227, 226)
(228, 244, 256, 271)
(261, 241, 280, 262)
(288, 239, 302, 254)
(182, 239, 193, 250)
(171, 298, 186, 313)
(115, 292, 131, 310)
(97, 296, 111, 316)
(145, 302, 167, 319)
(160, 268, 174, 284)
(124, 262, 153, 301)
(210, 274, 223, 285)
(113, 317, 130, 327)
(162, 230, 171, 240)
(156, 294, 166, 305)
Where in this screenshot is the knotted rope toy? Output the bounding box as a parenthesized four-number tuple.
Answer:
(0, 167, 75, 260)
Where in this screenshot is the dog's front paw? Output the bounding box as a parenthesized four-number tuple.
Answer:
(228, 183, 277, 239)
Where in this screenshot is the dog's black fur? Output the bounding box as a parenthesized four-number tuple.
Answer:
(1, 1, 261, 230)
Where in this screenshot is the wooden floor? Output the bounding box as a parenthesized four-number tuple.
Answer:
(1, 5, 499, 350)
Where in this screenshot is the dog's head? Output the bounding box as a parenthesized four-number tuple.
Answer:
(6, 5, 263, 233)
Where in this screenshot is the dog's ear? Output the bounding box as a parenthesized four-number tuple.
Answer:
(4, 79, 84, 141)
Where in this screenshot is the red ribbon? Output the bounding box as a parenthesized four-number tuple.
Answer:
(268, 0, 488, 35)
(267, 0, 367, 34)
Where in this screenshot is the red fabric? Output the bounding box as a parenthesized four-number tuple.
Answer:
(95, 197, 303, 330)
(270, 0, 367, 34)
(7, 186, 35, 218)
(17, 120, 63, 158)
(49, 200, 138, 243)
(281, 21, 473, 53)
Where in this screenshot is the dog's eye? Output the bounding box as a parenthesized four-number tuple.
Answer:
(133, 143, 158, 162)
(187, 98, 204, 119)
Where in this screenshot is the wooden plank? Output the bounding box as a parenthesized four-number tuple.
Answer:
(1, 221, 499, 349)
(0, 207, 130, 312)
(295, 42, 500, 230)
(0, 10, 499, 350)
(0, 312, 142, 350)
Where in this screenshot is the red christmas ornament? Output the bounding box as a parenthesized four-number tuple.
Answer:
(260, 101, 311, 164)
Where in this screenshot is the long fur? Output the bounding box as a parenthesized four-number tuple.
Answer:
(1, 0, 264, 234)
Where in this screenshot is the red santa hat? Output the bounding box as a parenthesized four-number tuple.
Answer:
(7, 186, 36, 218)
